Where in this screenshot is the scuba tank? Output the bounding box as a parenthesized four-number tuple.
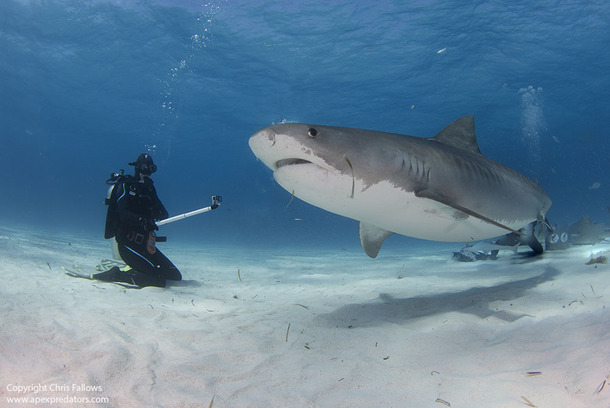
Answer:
(104, 170, 125, 240)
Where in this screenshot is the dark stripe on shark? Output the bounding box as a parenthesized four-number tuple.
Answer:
(414, 189, 523, 236)
(402, 156, 430, 187)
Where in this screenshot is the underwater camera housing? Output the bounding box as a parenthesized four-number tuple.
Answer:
(545, 225, 570, 251)
(211, 195, 222, 206)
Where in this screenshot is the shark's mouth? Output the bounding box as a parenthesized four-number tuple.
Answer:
(275, 158, 312, 169)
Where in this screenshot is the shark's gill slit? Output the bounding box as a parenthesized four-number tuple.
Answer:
(343, 154, 355, 199)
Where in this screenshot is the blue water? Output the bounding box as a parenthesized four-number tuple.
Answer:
(1, 0, 608, 251)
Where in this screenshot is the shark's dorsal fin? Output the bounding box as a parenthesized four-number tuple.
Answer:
(359, 222, 394, 258)
(431, 115, 482, 155)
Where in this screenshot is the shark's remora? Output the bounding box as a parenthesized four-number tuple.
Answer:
(249, 116, 551, 257)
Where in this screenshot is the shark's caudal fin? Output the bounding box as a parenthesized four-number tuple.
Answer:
(492, 220, 544, 254)
(431, 115, 482, 155)
(517, 221, 544, 254)
(359, 222, 394, 258)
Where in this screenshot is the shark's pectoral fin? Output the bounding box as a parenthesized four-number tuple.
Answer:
(415, 189, 522, 235)
(359, 222, 394, 258)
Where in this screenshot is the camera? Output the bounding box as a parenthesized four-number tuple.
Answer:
(545, 225, 570, 251)
(210, 195, 222, 210)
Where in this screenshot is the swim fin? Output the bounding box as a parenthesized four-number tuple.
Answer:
(64, 266, 140, 289)
(62, 266, 93, 280)
(96, 258, 131, 272)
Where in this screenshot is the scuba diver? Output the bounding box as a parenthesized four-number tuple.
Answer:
(95, 153, 182, 288)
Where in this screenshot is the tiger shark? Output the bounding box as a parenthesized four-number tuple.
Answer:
(249, 116, 551, 257)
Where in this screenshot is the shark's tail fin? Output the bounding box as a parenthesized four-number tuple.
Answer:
(519, 221, 544, 254)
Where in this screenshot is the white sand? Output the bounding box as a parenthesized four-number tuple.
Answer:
(0, 226, 608, 408)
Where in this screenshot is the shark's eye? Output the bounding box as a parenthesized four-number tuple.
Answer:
(308, 128, 318, 138)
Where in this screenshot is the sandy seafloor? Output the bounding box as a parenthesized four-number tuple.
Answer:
(0, 225, 608, 408)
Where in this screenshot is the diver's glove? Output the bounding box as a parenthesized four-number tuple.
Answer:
(148, 219, 159, 231)
(138, 217, 158, 231)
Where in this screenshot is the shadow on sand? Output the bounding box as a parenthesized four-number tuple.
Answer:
(317, 265, 560, 327)
(167, 279, 204, 288)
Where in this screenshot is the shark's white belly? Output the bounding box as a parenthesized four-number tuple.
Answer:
(274, 163, 530, 242)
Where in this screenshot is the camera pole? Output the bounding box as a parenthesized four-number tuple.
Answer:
(156, 195, 222, 227)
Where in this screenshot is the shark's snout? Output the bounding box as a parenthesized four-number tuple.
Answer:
(250, 125, 321, 173)
(250, 127, 276, 147)
(249, 127, 278, 168)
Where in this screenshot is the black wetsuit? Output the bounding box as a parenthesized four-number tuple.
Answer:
(97, 175, 181, 287)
